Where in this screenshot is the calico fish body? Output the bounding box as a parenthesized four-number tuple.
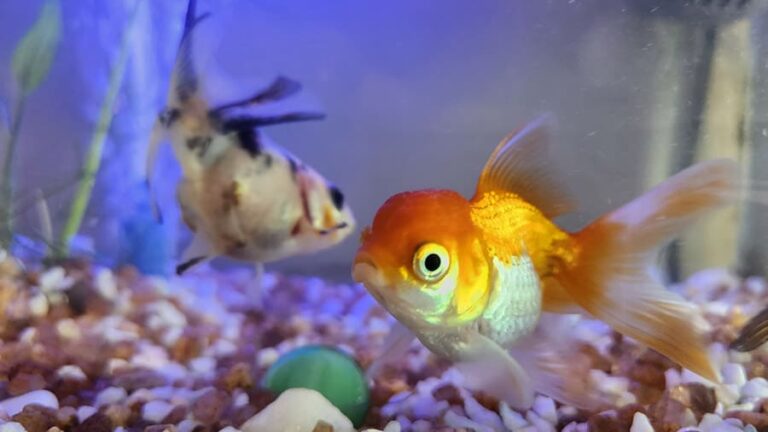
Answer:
(353, 115, 735, 409)
(146, 0, 354, 277)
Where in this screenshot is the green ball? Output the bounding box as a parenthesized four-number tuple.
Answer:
(262, 345, 370, 426)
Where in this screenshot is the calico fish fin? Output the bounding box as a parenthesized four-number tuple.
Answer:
(730, 306, 768, 352)
(473, 113, 575, 218)
(176, 234, 214, 275)
(145, 119, 167, 223)
(211, 76, 304, 114)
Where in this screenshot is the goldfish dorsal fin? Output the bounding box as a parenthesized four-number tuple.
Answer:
(474, 114, 576, 218)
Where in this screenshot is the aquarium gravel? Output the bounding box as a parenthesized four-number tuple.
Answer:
(0, 255, 765, 431)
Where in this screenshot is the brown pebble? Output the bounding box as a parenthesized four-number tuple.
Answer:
(9, 372, 47, 396)
(12, 404, 57, 432)
(725, 411, 768, 429)
(161, 404, 188, 425)
(192, 388, 229, 425)
(72, 412, 113, 432)
(55, 406, 77, 428)
(432, 384, 462, 406)
(312, 420, 334, 432)
(616, 404, 648, 429)
(220, 362, 254, 391)
(579, 343, 613, 372)
(170, 331, 204, 363)
(647, 396, 693, 432)
(667, 383, 717, 421)
(628, 363, 666, 389)
(249, 388, 277, 412)
(144, 425, 177, 432)
(113, 369, 166, 391)
(587, 412, 623, 432)
(103, 404, 131, 427)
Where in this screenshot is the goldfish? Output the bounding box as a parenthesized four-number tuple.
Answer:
(730, 305, 768, 352)
(352, 115, 736, 409)
(145, 0, 355, 305)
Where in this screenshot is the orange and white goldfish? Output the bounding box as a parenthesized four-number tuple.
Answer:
(352, 115, 735, 409)
(145, 0, 355, 304)
(731, 305, 768, 352)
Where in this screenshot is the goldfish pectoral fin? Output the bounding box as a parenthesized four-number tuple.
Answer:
(730, 306, 768, 352)
(454, 332, 534, 410)
(365, 321, 414, 382)
(509, 314, 611, 410)
(473, 113, 576, 218)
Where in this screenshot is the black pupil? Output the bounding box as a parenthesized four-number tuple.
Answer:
(329, 185, 345, 210)
(424, 254, 442, 272)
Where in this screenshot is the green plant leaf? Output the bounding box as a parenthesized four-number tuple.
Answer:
(12, 0, 62, 95)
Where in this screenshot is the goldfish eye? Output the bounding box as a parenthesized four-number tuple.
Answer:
(413, 243, 450, 283)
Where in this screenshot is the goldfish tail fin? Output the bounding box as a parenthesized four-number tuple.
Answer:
(560, 159, 740, 383)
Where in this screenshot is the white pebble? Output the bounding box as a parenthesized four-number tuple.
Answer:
(629, 412, 653, 432)
(741, 377, 768, 399)
(95, 269, 118, 300)
(240, 388, 354, 432)
(562, 423, 589, 432)
(39, 267, 73, 293)
(56, 319, 80, 340)
(142, 400, 174, 423)
(233, 391, 249, 408)
(665, 369, 682, 389)
(0, 422, 26, 432)
(526, 410, 555, 432)
(722, 363, 747, 387)
(56, 365, 87, 382)
(444, 410, 494, 432)
(532, 396, 557, 424)
(77, 406, 97, 423)
(716, 384, 740, 407)
(382, 421, 401, 432)
(256, 348, 279, 368)
(745, 276, 766, 296)
(500, 402, 528, 430)
(218, 428, 240, 432)
(158, 362, 188, 381)
(18, 328, 36, 343)
(189, 356, 216, 375)
(127, 389, 156, 405)
(464, 394, 504, 430)
(145, 300, 187, 330)
(95, 386, 127, 407)
(209, 339, 237, 357)
(410, 420, 432, 432)
(28, 293, 48, 317)
(0, 390, 59, 416)
(177, 419, 202, 432)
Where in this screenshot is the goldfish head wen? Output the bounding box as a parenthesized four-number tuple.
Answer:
(352, 190, 491, 329)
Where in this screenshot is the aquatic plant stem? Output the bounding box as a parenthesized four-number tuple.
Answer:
(54, 3, 140, 258)
(0, 95, 28, 249)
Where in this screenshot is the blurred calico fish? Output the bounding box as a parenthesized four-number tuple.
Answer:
(730, 306, 768, 352)
(352, 115, 735, 409)
(145, 0, 355, 303)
